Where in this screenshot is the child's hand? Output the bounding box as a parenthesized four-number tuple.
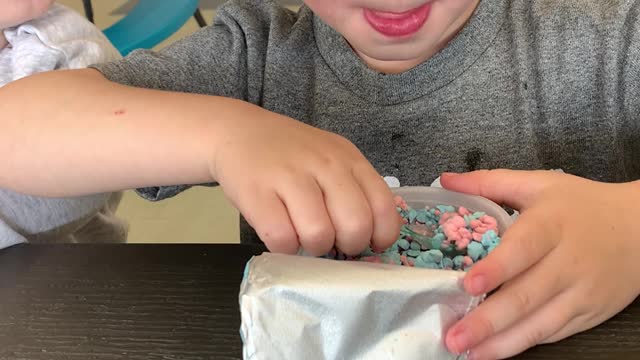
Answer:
(212, 103, 400, 256)
(441, 170, 640, 359)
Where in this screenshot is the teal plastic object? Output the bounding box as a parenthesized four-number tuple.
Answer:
(103, 0, 200, 56)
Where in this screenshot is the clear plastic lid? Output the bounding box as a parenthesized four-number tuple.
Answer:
(392, 186, 513, 235)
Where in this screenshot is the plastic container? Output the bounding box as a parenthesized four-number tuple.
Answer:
(392, 186, 513, 235)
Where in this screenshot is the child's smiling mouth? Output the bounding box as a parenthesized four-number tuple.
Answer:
(364, 2, 432, 38)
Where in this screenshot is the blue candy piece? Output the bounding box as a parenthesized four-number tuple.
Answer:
(406, 249, 421, 257)
(436, 205, 456, 214)
(397, 239, 411, 250)
(408, 209, 418, 224)
(453, 255, 465, 270)
(442, 257, 454, 269)
(424, 262, 441, 269)
(481, 230, 500, 253)
(410, 242, 420, 250)
(471, 211, 486, 220)
(431, 233, 445, 249)
(481, 230, 498, 242)
(415, 257, 441, 269)
(467, 241, 485, 261)
(413, 257, 428, 268)
(429, 249, 444, 263)
(419, 249, 443, 264)
(416, 210, 430, 223)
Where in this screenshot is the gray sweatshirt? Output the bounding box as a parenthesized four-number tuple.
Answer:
(1, 4, 127, 248)
(93, 0, 640, 244)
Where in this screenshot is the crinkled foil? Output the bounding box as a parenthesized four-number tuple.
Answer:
(239, 253, 480, 360)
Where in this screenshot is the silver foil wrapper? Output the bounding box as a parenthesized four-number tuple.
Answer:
(239, 253, 480, 360)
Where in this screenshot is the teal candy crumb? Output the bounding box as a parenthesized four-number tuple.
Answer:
(408, 209, 418, 223)
(424, 262, 440, 269)
(413, 257, 427, 268)
(406, 249, 421, 257)
(453, 255, 465, 269)
(428, 249, 444, 263)
(467, 241, 485, 261)
(416, 210, 429, 223)
(436, 205, 456, 213)
(481, 230, 499, 244)
(398, 239, 411, 250)
(420, 249, 443, 264)
(430, 233, 445, 250)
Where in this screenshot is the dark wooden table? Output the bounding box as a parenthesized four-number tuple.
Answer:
(0, 244, 638, 360)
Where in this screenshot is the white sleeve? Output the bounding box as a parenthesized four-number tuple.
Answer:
(12, 3, 121, 70)
(2, 31, 62, 83)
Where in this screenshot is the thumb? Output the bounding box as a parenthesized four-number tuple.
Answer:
(440, 169, 556, 210)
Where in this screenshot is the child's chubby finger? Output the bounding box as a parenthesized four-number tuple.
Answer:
(446, 248, 569, 354)
(440, 169, 556, 210)
(467, 290, 577, 360)
(462, 210, 557, 296)
(239, 187, 300, 254)
(274, 173, 336, 256)
(316, 168, 373, 256)
(352, 163, 401, 252)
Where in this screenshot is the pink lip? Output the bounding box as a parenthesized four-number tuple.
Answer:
(364, 3, 432, 38)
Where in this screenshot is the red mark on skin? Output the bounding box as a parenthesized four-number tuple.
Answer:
(113, 109, 126, 116)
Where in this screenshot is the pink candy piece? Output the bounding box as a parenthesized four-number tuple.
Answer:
(394, 196, 409, 211)
(469, 215, 498, 238)
(455, 233, 472, 250)
(439, 212, 456, 225)
(400, 255, 413, 266)
(480, 215, 498, 231)
(463, 256, 474, 267)
(469, 219, 482, 229)
(441, 215, 473, 249)
(458, 206, 471, 216)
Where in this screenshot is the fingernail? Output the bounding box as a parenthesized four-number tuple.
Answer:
(448, 324, 471, 353)
(441, 172, 460, 179)
(468, 274, 487, 294)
